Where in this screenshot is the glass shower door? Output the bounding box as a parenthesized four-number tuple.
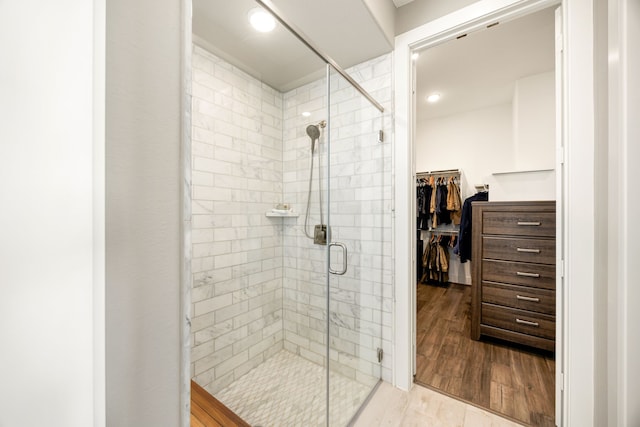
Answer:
(326, 65, 390, 425)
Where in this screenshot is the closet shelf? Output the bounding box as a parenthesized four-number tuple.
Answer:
(492, 168, 554, 176)
(265, 212, 299, 218)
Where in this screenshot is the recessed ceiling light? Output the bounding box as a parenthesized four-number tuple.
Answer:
(302, 111, 311, 117)
(411, 52, 420, 60)
(427, 93, 441, 103)
(248, 7, 276, 33)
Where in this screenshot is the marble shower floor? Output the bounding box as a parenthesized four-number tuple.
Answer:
(214, 350, 374, 427)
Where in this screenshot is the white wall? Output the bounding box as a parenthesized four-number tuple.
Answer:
(0, 1, 103, 426)
(105, 0, 183, 425)
(496, 71, 556, 201)
(416, 73, 556, 203)
(416, 103, 514, 198)
(605, 0, 640, 425)
(395, 0, 477, 35)
(513, 71, 556, 170)
(623, 3, 640, 423)
(362, 0, 396, 45)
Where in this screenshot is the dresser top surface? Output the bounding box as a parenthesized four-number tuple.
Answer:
(472, 200, 556, 211)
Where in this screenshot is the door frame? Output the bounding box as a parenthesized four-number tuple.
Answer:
(393, 0, 598, 425)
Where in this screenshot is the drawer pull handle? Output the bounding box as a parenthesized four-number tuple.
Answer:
(517, 247, 541, 253)
(516, 295, 540, 302)
(517, 221, 542, 226)
(516, 318, 539, 327)
(516, 271, 540, 278)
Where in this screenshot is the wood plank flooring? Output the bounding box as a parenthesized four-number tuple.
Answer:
(190, 380, 250, 427)
(415, 282, 555, 427)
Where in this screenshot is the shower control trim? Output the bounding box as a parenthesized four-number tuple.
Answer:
(314, 224, 327, 245)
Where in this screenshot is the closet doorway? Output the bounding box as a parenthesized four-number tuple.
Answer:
(411, 6, 558, 426)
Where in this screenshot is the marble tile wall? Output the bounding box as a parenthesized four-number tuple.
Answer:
(190, 43, 394, 393)
(190, 45, 285, 393)
(281, 54, 394, 384)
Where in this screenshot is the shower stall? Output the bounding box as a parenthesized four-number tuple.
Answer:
(189, 1, 393, 424)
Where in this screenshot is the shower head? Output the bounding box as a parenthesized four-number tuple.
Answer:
(306, 124, 320, 152)
(306, 124, 320, 140)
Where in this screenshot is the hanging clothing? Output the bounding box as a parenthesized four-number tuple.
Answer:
(421, 235, 454, 285)
(416, 181, 432, 230)
(454, 191, 489, 263)
(447, 177, 462, 225)
(435, 179, 451, 225)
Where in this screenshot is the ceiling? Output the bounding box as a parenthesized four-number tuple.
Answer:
(392, 0, 416, 6)
(192, 0, 555, 114)
(193, 0, 394, 92)
(415, 6, 556, 121)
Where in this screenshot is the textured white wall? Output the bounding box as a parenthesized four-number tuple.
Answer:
(0, 1, 101, 426)
(105, 0, 183, 424)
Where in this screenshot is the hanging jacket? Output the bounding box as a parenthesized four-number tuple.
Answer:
(447, 177, 462, 225)
(436, 181, 451, 225)
(454, 191, 489, 263)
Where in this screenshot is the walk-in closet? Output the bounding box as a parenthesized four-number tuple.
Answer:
(412, 6, 557, 426)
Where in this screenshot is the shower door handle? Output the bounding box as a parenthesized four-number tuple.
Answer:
(329, 242, 348, 275)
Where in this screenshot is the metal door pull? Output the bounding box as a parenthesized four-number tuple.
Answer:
(516, 295, 540, 302)
(516, 271, 540, 278)
(517, 248, 541, 253)
(329, 242, 348, 275)
(516, 318, 539, 327)
(517, 221, 541, 226)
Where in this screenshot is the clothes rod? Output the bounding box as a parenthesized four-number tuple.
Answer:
(424, 228, 459, 234)
(416, 169, 461, 177)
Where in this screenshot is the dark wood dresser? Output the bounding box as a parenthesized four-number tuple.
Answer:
(471, 201, 556, 351)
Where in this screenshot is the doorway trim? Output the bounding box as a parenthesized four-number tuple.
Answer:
(393, 0, 597, 425)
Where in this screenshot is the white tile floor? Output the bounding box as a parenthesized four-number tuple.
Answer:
(354, 381, 525, 427)
(214, 349, 524, 427)
(215, 350, 374, 427)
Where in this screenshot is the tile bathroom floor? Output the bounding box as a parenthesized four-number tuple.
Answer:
(214, 349, 374, 427)
(354, 381, 525, 427)
(212, 347, 523, 426)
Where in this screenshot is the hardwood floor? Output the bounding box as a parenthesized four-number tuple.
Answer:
(415, 282, 555, 427)
(190, 380, 250, 427)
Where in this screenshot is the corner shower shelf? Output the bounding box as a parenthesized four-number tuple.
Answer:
(265, 212, 299, 218)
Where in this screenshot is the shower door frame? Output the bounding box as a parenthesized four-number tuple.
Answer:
(324, 64, 388, 425)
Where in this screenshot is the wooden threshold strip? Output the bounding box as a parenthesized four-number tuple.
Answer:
(191, 380, 250, 427)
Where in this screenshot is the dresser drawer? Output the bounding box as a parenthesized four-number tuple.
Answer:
(482, 236, 555, 264)
(482, 211, 555, 237)
(481, 303, 555, 340)
(482, 282, 555, 315)
(483, 259, 555, 290)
